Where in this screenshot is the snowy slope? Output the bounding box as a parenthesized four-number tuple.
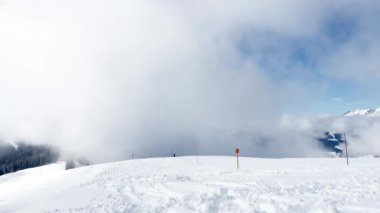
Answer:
(0, 157, 380, 213)
(343, 107, 380, 117)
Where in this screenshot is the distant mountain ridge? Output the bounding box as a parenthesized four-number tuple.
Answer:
(343, 107, 380, 117)
(317, 107, 380, 155)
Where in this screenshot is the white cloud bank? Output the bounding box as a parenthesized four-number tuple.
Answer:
(0, 0, 379, 161)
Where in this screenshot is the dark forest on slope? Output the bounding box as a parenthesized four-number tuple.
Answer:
(0, 142, 59, 176)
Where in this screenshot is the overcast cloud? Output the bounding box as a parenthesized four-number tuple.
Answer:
(1, 0, 380, 161)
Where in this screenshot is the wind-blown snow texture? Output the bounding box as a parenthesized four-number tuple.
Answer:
(0, 157, 379, 212)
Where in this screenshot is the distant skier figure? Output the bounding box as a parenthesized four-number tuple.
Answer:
(173, 153, 176, 157)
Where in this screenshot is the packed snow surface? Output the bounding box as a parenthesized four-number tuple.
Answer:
(1, 156, 380, 212)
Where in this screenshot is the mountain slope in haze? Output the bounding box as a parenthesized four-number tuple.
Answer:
(317, 107, 380, 155)
(0, 156, 379, 212)
(317, 132, 345, 155)
(343, 107, 380, 117)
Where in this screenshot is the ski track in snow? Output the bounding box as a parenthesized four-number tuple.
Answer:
(0, 157, 379, 213)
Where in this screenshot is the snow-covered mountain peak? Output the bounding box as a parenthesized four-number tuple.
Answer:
(343, 107, 380, 117)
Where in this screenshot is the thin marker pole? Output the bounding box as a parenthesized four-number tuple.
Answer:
(235, 148, 240, 169)
(344, 133, 349, 166)
(237, 154, 239, 169)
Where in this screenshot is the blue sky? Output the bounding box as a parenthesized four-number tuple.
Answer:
(235, 3, 380, 116)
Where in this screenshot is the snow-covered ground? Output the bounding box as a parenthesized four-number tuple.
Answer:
(0, 156, 380, 213)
